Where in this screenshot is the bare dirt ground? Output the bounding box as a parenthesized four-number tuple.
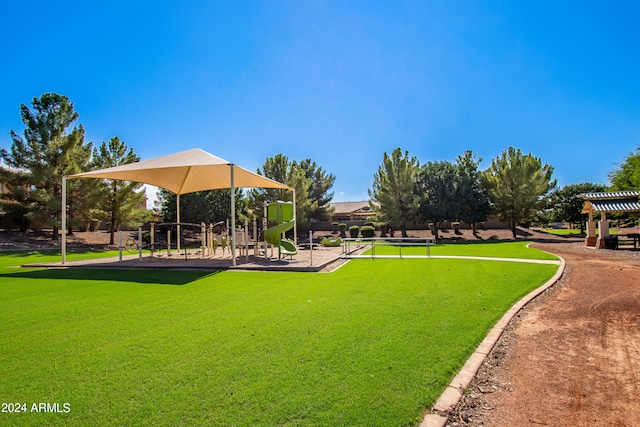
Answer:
(0, 229, 131, 251)
(0, 226, 523, 251)
(446, 240, 640, 427)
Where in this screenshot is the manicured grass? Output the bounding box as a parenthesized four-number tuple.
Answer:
(431, 241, 558, 259)
(539, 228, 619, 236)
(0, 249, 123, 269)
(539, 228, 583, 236)
(0, 247, 558, 426)
(361, 240, 559, 260)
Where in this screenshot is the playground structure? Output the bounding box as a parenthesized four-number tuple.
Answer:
(62, 148, 295, 267)
(264, 200, 298, 259)
(120, 200, 300, 263)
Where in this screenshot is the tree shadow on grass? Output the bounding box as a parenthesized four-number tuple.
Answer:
(0, 268, 220, 285)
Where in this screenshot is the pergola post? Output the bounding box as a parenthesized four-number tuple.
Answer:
(585, 211, 597, 247)
(596, 212, 609, 249)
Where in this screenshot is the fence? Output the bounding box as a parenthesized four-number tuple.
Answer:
(341, 237, 436, 259)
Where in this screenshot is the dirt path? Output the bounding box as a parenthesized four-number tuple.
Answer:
(447, 241, 640, 426)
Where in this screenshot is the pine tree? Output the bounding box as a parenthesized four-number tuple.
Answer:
(454, 150, 491, 228)
(247, 154, 314, 226)
(0, 93, 92, 239)
(483, 147, 556, 238)
(91, 137, 151, 244)
(416, 160, 458, 239)
(297, 159, 336, 221)
(368, 148, 420, 237)
(158, 188, 246, 225)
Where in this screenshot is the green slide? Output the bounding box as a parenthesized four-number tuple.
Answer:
(265, 201, 298, 258)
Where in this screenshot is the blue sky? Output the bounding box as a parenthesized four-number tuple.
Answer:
(1, 1, 639, 202)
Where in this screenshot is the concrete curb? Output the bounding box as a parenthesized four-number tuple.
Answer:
(419, 254, 566, 427)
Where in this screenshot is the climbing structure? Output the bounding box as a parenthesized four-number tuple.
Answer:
(264, 201, 298, 259)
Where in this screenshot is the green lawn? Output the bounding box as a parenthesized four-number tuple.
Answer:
(0, 249, 123, 269)
(539, 228, 584, 236)
(360, 240, 559, 260)
(0, 246, 558, 426)
(539, 228, 619, 236)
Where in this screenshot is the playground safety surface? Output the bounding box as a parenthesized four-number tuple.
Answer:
(26, 245, 352, 272)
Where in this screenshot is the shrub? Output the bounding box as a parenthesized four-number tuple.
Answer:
(2, 203, 31, 231)
(361, 225, 375, 238)
(349, 225, 360, 238)
(320, 237, 342, 247)
(338, 223, 347, 237)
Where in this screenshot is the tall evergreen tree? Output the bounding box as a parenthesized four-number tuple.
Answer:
(247, 154, 315, 226)
(297, 159, 336, 221)
(454, 150, 491, 228)
(158, 188, 246, 225)
(0, 166, 31, 231)
(0, 93, 92, 239)
(483, 147, 556, 238)
(416, 160, 458, 239)
(368, 148, 420, 237)
(91, 137, 151, 244)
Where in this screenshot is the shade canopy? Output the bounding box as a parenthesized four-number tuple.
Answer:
(69, 148, 290, 194)
(63, 147, 294, 267)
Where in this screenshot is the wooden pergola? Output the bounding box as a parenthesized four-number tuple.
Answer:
(580, 190, 640, 248)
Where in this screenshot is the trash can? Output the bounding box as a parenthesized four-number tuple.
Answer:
(603, 235, 618, 250)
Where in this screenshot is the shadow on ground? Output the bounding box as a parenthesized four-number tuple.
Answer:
(0, 268, 219, 285)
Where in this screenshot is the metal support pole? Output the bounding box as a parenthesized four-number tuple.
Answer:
(292, 188, 297, 245)
(61, 176, 67, 265)
(253, 217, 258, 257)
(230, 164, 236, 266)
(176, 194, 181, 253)
(309, 230, 313, 266)
(119, 230, 123, 262)
(263, 204, 268, 259)
(138, 226, 143, 261)
(208, 224, 213, 254)
(150, 223, 155, 257)
(245, 218, 249, 261)
(201, 222, 206, 259)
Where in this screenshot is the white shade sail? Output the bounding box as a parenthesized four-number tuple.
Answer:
(69, 148, 290, 193)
